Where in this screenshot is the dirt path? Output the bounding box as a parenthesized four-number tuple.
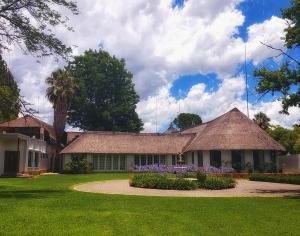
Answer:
(73, 179, 300, 197)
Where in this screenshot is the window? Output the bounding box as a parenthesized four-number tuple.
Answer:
(191, 152, 195, 164)
(99, 154, 105, 170)
(93, 155, 98, 170)
(197, 151, 203, 167)
(120, 155, 126, 170)
(147, 155, 153, 165)
(159, 155, 166, 165)
(210, 150, 221, 167)
(270, 151, 276, 164)
(106, 155, 112, 170)
(141, 155, 146, 165)
(253, 151, 264, 171)
(154, 155, 159, 164)
(113, 155, 119, 170)
(28, 151, 33, 167)
(34, 152, 39, 167)
(134, 155, 140, 166)
(231, 150, 244, 171)
(172, 155, 176, 165)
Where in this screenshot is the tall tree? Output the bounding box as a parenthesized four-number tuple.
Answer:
(253, 112, 270, 130)
(0, 55, 20, 122)
(46, 68, 76, 147)
(172, 113, 202, 130)
(67, 49, 143, 132)
(254, 0, 300, 114)
(0, 0, 78, 59)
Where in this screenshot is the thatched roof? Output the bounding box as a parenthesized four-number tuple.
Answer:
(61, 132, 195, 154)
(66, 131, 82, 144)
(182, 108, 284, 151)
(0, 115, 56, 141)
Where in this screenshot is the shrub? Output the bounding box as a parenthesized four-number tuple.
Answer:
(130, 173, 198, 190)
(249, 174, 300, 185)
(196, 171, 207, 183)
(198, 176, 236, 190)
(66, 154, 88, 174)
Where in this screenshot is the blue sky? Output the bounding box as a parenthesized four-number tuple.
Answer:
(5, 0, 300, 132)
(171, 0, 292, 104)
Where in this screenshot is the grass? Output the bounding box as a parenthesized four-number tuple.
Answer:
(0, 173, 299, 236)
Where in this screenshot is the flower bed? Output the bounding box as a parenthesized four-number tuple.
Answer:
(249, 174, 300, 185)
(130, 173, 198, 190)
(133, 164, 198, 174)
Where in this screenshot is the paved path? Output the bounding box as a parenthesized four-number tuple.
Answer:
(74, 179, 300, 197)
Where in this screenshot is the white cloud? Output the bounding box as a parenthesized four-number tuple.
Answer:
(2, 0, 299, 132)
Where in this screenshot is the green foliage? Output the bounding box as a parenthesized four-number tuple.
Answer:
(0, 55, 20, 122)
(196, 171, 207, 183)
(282, 0, 300, 49)
(198, 175, 236, 190)
(130, 173, 198, 190)
(66, 154, 88, 174)
(0, 0, 78, 58)
(267, 125, 299, 154)
(249, 174, 300, 185)
(254, 1, 300, 114)
(172, 113, 202, 130)
(253, 112, 270, 130)
(67, 49, 143, 132)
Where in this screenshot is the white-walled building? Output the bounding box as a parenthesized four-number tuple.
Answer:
(61, 108, 284, 172)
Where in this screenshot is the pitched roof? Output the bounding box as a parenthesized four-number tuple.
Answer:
(61, 132, 195, 154)
(182, 108, 284, 151)
(0, 115, 56, 141)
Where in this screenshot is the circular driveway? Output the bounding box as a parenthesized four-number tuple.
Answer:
(74, 179, 300, 197)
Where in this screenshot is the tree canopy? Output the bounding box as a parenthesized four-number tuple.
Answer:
(0, 0, 78, 59)
(254, 0, 300, 114)
(0, 55, 20, 122)
(253, 112, 270, 130)
(267, 125, 300, 154)
(67, 49, 143, 132)
(172, 113, 202, 130)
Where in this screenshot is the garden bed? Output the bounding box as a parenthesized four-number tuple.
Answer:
(130, 172, 236, 190)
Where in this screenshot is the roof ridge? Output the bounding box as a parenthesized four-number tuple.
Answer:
(84, 131, 195, 136)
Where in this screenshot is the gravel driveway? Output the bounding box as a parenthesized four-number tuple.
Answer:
(73, 179, 300, 197)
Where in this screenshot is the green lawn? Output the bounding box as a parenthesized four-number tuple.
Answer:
(0, 173, 299, 236)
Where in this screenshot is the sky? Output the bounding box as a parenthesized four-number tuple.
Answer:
(3, 0, 300, 132)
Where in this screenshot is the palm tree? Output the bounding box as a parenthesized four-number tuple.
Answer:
(253, 112, 270, 130)
(46, 68, 76, 150)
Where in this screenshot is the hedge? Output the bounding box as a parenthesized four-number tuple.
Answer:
(198, 175, 236, 190)
(249, 174, 300, 185)
(130, 173, 198, 190)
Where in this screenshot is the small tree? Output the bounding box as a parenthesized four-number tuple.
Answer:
(172, 113, 202, 130)
(253, 112, 270, 130)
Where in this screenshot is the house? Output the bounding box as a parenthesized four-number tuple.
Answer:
(0, 116, 57, 176)
(61, 108, 284, 172)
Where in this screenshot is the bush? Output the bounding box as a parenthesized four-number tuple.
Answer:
(130, 173, 198, 190)
(249, 174, 300, 185)
(196, 171, 207, 183)
(66, 154, 88, 174)
(198, 176, 236, 190)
